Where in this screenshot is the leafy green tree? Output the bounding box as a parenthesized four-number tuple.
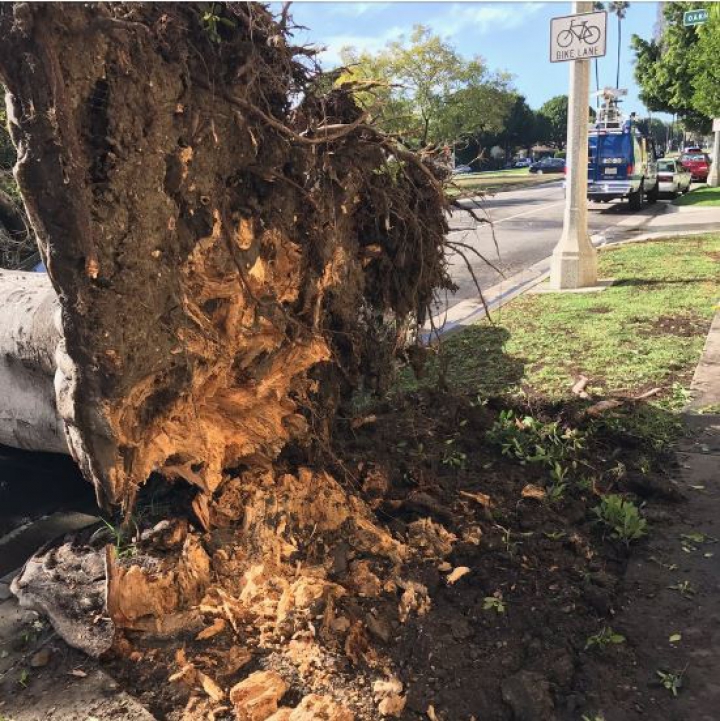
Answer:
(691, 4, 720, 118)
(537, 95, 596, 148)
(339, 26, 514, 146)
(631, 3, 711, 133)
(497, 95, 537, 154)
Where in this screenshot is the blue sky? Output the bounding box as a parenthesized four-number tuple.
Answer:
(282, 1, 668, 119)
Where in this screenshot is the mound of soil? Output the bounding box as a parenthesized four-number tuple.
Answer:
(74, 387, 677, 720)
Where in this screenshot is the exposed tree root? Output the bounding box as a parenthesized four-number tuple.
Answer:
(0, 4, 459, 716)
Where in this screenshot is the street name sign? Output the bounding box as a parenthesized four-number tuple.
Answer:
(683, 9, 708, 26)
(550, 11, 607, 63)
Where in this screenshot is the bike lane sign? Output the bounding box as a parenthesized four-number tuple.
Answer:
(550, 11, 607, 63)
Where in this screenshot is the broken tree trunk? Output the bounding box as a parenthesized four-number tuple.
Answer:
(0, 4, 453, 716)
(0, 2, 449, 512)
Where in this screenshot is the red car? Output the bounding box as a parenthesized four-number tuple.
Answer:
(680, 152, 711, 182)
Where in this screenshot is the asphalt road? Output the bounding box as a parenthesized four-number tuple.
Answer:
(445, 181, 679, 302)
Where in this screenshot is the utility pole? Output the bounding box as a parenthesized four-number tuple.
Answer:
(549, 0, 598, 290)
(708, 120, 720, 188)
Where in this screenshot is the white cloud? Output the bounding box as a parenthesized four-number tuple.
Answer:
(433, 3, 547, 38)
(315, 25, 406, 68)
(325, 2, 392, 18)
(310, 2, 547, 69)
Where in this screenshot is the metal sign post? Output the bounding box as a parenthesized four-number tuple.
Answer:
(549, 2, 606, 290)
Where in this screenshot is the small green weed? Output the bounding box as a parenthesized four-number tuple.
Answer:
(483, 595, 506, 614)
(656, 667, 686, 696)
(585, 626, 626, 651)
(543, 530, 566, 541)
(442, 439, 467, 469)
(199, 2, 236, 43)
(668, 580, 695, 598)
(101, 518, 138, 559)
(593, 494, 647, 545)
(487, 410, 584, 467)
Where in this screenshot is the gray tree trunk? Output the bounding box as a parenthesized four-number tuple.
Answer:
(0, 269, 68, 454)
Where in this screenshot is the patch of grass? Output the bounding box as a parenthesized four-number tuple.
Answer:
(448, 169, 558, 196)
(673, 186, 720, 207)
(407, 236, 720, 413)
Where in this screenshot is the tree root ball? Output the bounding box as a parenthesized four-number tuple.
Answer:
(0, 2, 451, 511)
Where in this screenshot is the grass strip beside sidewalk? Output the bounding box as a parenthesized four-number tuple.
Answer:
(448, 170, 560, 196)
(673, 186, 720, 207)
(408, 235, 720, 410)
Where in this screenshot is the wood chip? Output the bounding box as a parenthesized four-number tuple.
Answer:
(446, 566, 470, 585)
(585, 399, 623, 416)
(196, 617, 226, 641)
(200, 671, 226, 702)
(459, 490, 493, 508)
(350, 414, 377, 429)
(521, 484, 546, 501)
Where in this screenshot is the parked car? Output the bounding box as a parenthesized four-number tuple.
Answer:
(683, 145, 704, 154)
(656, 158, 692, 198)
(529, 157, 565, 174)
(587, 125, 658, 210)
(680, 153, 711, 182)
(514, 158, 533, 168)
(452, 164, 474, 175)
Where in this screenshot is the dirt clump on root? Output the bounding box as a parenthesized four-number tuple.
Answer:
(0, 2, 450, 510)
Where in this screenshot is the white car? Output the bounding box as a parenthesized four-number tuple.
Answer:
(656, 158, 692, 198)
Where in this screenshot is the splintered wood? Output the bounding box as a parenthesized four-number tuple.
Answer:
(0, 3, 452, 719)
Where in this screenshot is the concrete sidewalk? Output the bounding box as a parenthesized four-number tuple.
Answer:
(431, 203, 720, 337)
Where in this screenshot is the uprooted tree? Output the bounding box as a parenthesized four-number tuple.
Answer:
(0, 3, 458, 718)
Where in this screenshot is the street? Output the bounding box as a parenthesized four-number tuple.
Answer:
(445, 181, 707, 302)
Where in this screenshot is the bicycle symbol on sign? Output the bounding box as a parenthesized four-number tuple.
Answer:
(556, 19, 601, 47)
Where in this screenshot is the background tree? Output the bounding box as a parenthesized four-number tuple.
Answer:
(537, 95, 596, 148)
(339, 25, 514, 147)
(631, 3, 712, 134)
(608, 2, 629, 89)
(497, 95, 538, 158)
(691, 4, 720, 119)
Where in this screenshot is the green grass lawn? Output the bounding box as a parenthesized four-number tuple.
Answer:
(407, 235, 720, 410)
(673, 185, 720, 207)
(448, 168, 559, 196)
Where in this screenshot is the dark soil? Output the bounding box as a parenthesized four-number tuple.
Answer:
(641, 314, 709, 338)
(326, 389, 682, 721)
(100, 385, 685, 720)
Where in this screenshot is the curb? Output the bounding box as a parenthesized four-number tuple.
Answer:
(430, 228, 717, 339)
(451, 178, 561, 203)
(686, 308, 720, 411)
